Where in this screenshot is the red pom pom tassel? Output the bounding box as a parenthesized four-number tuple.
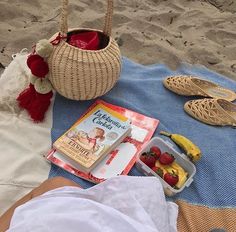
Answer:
(30, 59, 49, 78)
(16, 84, 37, 110)
(27, 54, 43, 69)
(28, 91, 53, 122)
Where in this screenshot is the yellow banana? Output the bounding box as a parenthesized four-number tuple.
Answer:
(171, 161, 188, 189)
(160, 131, 201, 162)
(176, 172, 188, 189)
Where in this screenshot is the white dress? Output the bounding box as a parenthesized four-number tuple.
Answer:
(7, 176, 178, 232)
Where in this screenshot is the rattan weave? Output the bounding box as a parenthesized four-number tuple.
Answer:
(163, 75, 236, 102)
(184, 98, 236, 126)
(48, 0, 121, 100)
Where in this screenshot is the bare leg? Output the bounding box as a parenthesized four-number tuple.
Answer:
(0, 177, 81, 232)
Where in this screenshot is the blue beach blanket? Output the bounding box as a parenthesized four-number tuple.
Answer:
(49, 57, 236, 231)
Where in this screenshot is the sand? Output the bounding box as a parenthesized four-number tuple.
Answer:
(0, 0, 236, 80)
(0, 0, 236, 218)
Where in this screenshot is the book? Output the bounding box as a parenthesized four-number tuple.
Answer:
(53, 100, 132, 172)
(46, 99, 159, 183)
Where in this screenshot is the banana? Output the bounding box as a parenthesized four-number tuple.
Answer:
(160, 131, 201, 162)
(171, 161, 188, 189)
(176, 172, 188, 189)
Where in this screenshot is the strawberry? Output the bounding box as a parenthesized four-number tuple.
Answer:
(140, 153, 156, 168)
(152, 166, 164, 178)
(163, 171, 179, 187)
(150, 146, 161, 159)
(159, 152, 175, 165)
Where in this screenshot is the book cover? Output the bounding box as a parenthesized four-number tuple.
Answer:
(46, 99, 159, 183)
(53, 101, 131, 172)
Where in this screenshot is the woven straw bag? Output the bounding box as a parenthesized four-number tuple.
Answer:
(48, 0, 122, 100)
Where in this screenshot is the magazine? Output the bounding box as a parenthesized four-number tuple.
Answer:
(46, 99, 159, 183)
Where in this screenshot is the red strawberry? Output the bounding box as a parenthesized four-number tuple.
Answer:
(152, 166, 164, 178)
(140, 153, 156, 168)
(159, 152, 175, 165)
(150, 146, 161, 159)
(163, 171, 179, 187)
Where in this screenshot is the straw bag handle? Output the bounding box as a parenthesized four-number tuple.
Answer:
(60, 0, 113, 37)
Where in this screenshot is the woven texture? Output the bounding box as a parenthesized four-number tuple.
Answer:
(177, 200, 236, 231)
(184, 98, 236, 126)
(163, 75, 236, 101)
(48, 0, 121, 100)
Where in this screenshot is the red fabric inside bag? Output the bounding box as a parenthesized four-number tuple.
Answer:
(68, 31, 100, 50)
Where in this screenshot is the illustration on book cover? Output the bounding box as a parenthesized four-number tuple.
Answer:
(66, 127, 106, 156)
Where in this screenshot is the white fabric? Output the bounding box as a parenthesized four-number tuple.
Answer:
(7, 176, 178, 232)
(0, 51, 52, 215)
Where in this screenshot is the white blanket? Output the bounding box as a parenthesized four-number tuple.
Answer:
(0, 51, 52, 215)
(7, 176, 178, 232)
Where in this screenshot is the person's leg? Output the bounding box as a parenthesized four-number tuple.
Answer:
(0, 176, 81, 232)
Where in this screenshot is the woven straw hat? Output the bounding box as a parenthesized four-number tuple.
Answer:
(48, 0, 122, 100)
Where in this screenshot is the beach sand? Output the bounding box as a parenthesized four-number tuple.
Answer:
(0, 0, 236, 80)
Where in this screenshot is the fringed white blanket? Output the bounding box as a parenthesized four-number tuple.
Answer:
(0, 51, 52, 215)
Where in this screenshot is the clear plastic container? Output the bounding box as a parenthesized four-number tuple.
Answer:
(136, 136, 196, 196)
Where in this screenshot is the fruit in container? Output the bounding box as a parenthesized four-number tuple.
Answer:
(155, 160, 173, 174)
(175, 170, 188, 189)
(163, 171, 179, 187)
(159, 152, 175, 165)
(155, 160, 188, 189)
(151, 166, 164, 178)
(139, 145, 189, 189)
(150, 146, 161, 159)
(140, 152, 156, 168)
